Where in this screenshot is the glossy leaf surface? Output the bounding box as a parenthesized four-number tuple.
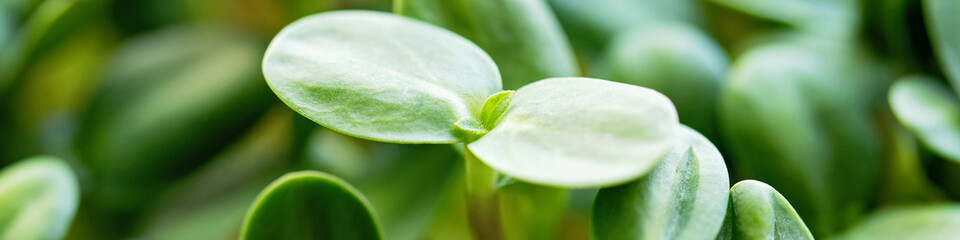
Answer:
(0, 156, 79, 240)
(889, 76, 960, 163)
(397, 0, 578, 90)
(240, 171, 381, 240)
(608, 24, 728, 141)
(717, 180, 813, 240)
(592, 125, 729, 240)
(263, 10, 501, 143)
(469, 77, 679, 188)
(925, 0, 960, 95)
(832, 205, 960, 240)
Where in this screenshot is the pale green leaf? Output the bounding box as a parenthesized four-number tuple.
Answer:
(263, 10, 501, 143)
(717, 180, 813, 240)
(240, 171, 382, 240)
(0, 156, 79, 240)
(469, 77, 679, 188)
(592, 125, 729, 240)
(889, 75, 960, 163)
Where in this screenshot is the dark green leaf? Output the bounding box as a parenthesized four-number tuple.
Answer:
(717, 180, 813, 240)
(240, 171, 381, 240)
(592, 125, 729, 240)
(82, 24, 271, 212)
(718, 39, 884, 235)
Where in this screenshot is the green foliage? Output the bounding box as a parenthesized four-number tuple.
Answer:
(889, 75, 960, 163)
(717, 180, 814, 240)
(0, 156, 79, 240)
(396, 0, 579, 90)
(240, 171, 381, 240)
(592, 126, 729, 240)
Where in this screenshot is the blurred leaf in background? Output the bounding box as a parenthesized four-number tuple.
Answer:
(78, 24, 272, 223)
(718, 36, 888, 236)
(397, 0, 579, 89)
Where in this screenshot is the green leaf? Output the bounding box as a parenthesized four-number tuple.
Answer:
(717, 180, 814, 240)
(718, 40, 884, 235)
(925, 0, 960, 96)
(469, 77, 679, 188)
(396, 0, 579, 89)
(240, 171, 382, 240)
(889, 75, 960, 163)
(0, 156, 79, 240)
(592, 125, 729, 240)
(607, 23, 728, 142)
(832, 205, 960, 240)
(82, 24, 271, 213)
(263, 10, 501, 144)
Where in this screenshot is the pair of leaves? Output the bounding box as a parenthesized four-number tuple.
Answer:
(606, 23, 729, 142)
(263, 10, 679, 188)
(592, 126, 812, 240)
(240, 171, 381, 240)
(0, 156, 79, 240)
(396, 0, 579, 90)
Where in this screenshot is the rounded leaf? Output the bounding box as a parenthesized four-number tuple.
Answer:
(468, 77, 679, 188)
(832, 205, 960, 240)
(240, 171, 381, 240)
(263, 10, 502, 143)
(592, 125, 729, 240)
(717, 180, 813, 240)
(0, 156, 79, 240)
(925, 0, 960, 95)
(889, 75, 960, 163)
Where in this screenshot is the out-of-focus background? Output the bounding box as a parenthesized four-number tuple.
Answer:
(2, 0, 959, 239)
